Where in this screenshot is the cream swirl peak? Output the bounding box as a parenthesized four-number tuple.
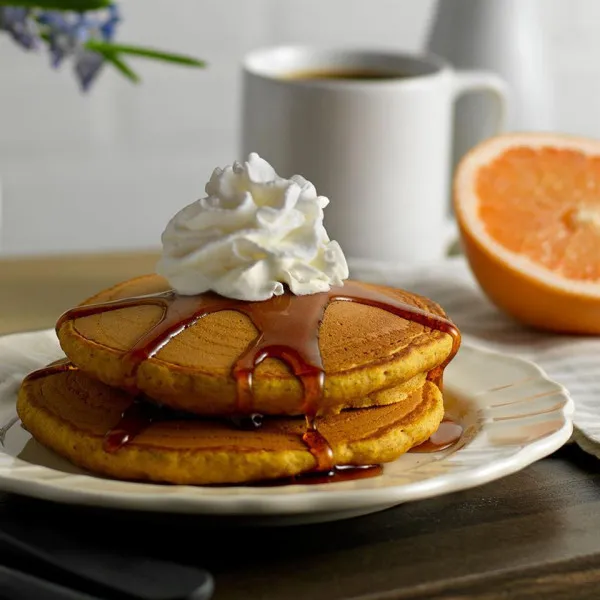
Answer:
(156, 153, 349, 301)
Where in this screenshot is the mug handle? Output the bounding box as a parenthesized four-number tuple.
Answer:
(445, 70, 509, 255)
(451, 70, 509, 130)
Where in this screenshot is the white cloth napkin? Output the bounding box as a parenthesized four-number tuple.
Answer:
(349, 256, 600, 459)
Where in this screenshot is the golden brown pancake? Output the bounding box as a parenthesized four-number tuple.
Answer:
(56, 275, 455, 416)
(17, 368, 444, 485)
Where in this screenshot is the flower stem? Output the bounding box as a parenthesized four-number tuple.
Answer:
(100, 50, 140, 84)
(0, 0, 111, 9)
(85, 39, 206, 68)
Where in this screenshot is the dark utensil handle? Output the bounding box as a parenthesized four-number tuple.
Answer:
(0, 563, 101, 600)
(0, 528, 214, 600)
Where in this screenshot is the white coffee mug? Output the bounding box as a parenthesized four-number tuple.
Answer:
(240, 46, 508, 264)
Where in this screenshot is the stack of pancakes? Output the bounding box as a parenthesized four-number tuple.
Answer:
(17, 274, 459, 485)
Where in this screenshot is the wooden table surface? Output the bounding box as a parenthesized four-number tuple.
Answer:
(0, 250, 161, 334)
(1, 251, 599, 600)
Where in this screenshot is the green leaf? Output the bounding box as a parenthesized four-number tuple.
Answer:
(0, 0, 111, 9)
(101, 52, 141, 84)
(85, 40, 207, 68)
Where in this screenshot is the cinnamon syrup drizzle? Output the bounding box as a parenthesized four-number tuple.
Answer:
(25, 281, 462, 481)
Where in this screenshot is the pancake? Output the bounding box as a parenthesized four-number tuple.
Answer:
(17, 368, 444, 485)
(56, 275, 456, 416)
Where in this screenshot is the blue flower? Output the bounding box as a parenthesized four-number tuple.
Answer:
(2, 3, 203, 92)
(37, 11, 74, 67)
(73, 5, 120, 90)
(0, 7, 39, 50)
(99, 5, 119, 41)
(73, 49, 104, 91)
(36, 4, 120, 90)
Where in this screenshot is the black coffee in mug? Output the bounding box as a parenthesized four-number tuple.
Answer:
(283, 68, 409, 81)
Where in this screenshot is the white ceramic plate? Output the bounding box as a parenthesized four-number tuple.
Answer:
(0, 330, 574, 525)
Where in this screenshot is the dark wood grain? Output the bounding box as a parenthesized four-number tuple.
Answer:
(0, 445, 598, 600)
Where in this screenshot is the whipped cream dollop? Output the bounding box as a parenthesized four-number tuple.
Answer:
(156, 153, 349, 301)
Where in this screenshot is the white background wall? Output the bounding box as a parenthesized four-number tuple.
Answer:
(0, 0, 598, 256)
